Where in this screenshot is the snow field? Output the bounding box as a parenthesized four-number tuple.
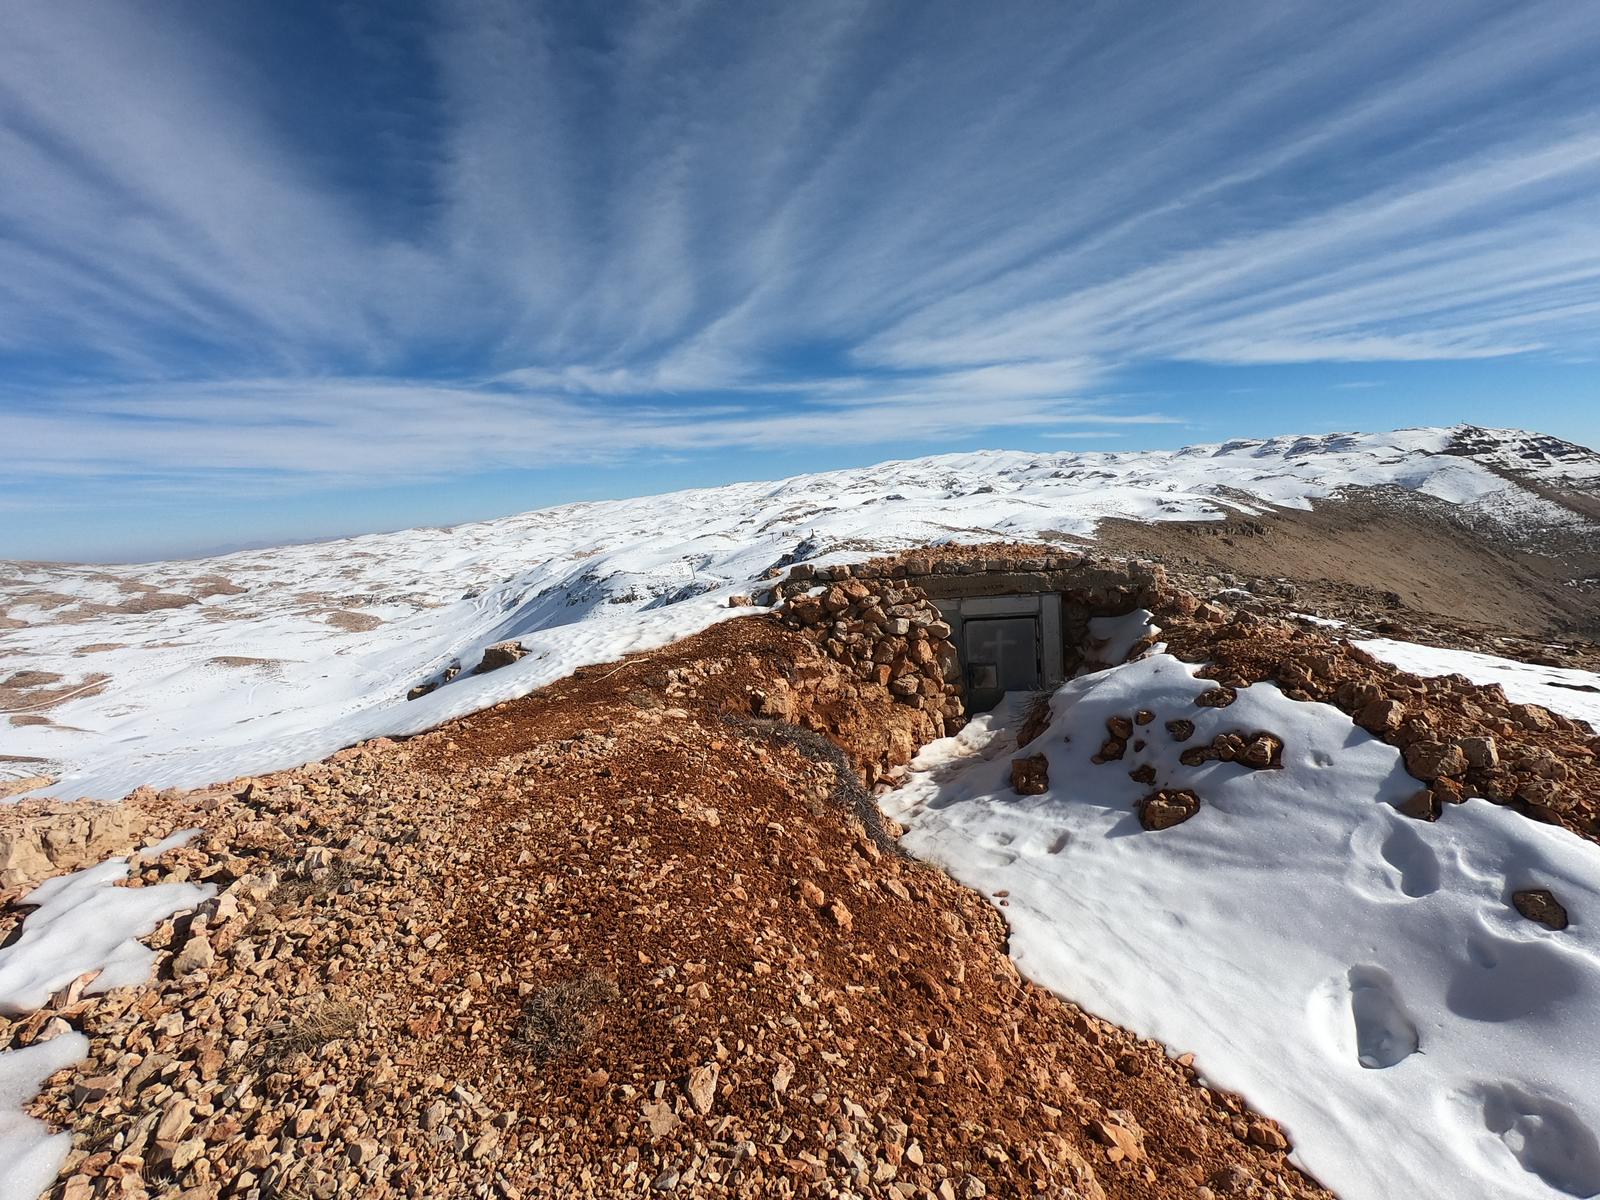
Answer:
(882, 653, 1600, 1200)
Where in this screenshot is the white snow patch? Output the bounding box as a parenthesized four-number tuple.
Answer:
(1359, 639, 1600, 733)
(0, 859, 214, 1015)
(1292, 612, 1349, 628)
(883, 653, 1600, 1200)
(1084, 609, 1160, 667)
(0, 1032, 88, 1200)
(138, 827, 202, 858)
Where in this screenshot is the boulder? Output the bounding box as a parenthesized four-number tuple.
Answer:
(1138, 789, 1200, 830)
(1011, 754, 1049, 796)
(1512, 888, 1569, 930)
(1458, 736, 1499, 770)
(1403, 740, 1467, 780)
(1356, 699, 1406, 734)
(475, 641, 526, 674)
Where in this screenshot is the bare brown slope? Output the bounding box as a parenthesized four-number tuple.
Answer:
(1095, 488, 1599, 639)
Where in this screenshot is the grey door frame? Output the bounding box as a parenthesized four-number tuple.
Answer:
(932, 593, 1066, 711)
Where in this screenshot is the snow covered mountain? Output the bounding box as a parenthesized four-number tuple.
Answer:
(3, 424, 1596, 801)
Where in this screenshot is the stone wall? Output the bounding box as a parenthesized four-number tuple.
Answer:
(764, 569, 965, 749)
(758, 547, 1191, 712)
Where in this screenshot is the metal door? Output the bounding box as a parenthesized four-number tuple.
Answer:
(963, 616, 1040, 711)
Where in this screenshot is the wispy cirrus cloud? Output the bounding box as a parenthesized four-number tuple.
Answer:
(2, 0, 1598, 504)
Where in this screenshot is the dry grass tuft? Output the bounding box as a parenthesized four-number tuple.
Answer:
(513, 973, 620, 1063)
(1015, 685, 1057, 749)
(262, 1000, 363, 1061)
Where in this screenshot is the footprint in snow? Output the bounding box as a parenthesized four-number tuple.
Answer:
(1448, 933, 1582, 1023)
(1379, 819, 1442, 898)
(1347, 965, 1421, 1069)
(1444, 1083, 1600, 1197)
(1306, 964, 1420, 1069)
(1346, 812, 1442, 903)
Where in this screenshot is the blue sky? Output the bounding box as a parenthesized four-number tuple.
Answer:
(3, 0, 1598, 562)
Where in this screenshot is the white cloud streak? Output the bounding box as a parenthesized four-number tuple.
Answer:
(2, 0, 1598, 491)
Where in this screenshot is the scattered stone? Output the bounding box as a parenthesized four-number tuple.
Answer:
(476, 640, 527, 674)
(1011, 754, 1049, 795)
(1089, 1112, 1145, 1163)
(641, 1100, 679, 1140)
(1512, 888, 1569, 930)
(171, 930, 215, 976)
(1138, 789, 1201, 830)
(685, 1063, 719, 1115)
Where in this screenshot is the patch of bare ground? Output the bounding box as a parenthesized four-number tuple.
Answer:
(324, 609, 384, 632)
(0, 773, 55, 801)
(0, 672, 109, 714)
(0, 590, 199, 624)
(9, 616, 1327, 1200)
(191, 575, 248, 597)
(111, 592, 199, 615)
(1095, 487, 1599, 640)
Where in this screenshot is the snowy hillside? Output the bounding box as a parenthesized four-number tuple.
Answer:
(3, 424, 1596, 801)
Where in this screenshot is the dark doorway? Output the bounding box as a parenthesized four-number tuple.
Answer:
(963, 616, 1040, 711)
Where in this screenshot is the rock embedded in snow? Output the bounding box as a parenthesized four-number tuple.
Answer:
(1398, 788, 1443, 822)
(1010, 755, 1049, 795)
(1137, 788, 1200, 830)
(1238, 732, 1283, 769)
(1512, 888, 1569, 930)
(474, 640, 526, 674)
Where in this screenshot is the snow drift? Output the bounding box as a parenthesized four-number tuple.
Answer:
(882, 652, 1600, 1200)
